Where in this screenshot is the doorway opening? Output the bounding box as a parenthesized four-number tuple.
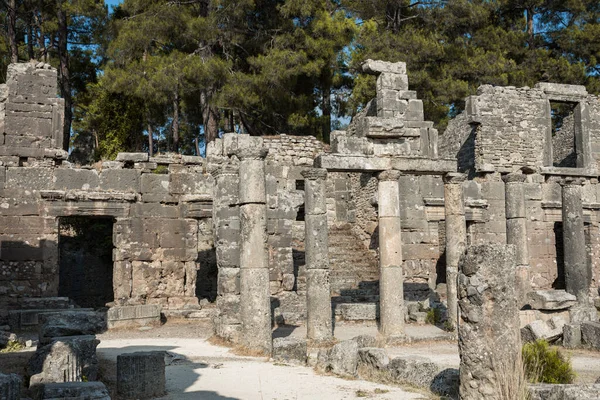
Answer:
(58, 216, 115, 308)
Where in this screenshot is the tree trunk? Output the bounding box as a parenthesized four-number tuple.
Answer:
(200, 89, 219, 144)
(8, 0, 18, 63)
(147, 124, 154, 157)
(172, 90, 180, 152)
(57, 4, 72, 151)
(526, 8, 534, 48)
(321, 73, 332, 144)
(194, 137, 200, 156)
(27, 20, 35, 60)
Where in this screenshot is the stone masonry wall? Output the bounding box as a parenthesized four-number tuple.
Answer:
(0, 152, 215, 313)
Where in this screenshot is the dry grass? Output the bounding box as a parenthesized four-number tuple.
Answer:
(492, 354, 530, 400)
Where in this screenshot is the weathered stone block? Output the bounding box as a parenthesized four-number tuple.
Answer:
(116, 152, 149, 162)
(140, 173, 169, 194)
(117, 351, 166, 400)
(527, 290, 577, 311)
(316, 339, 359, 378)
(581, 321, 600, 349)
(107, 305, 161, 329)
(358, 348, 389, 370)
(53, 168, 99, 191)
(272, 337, 307, 365)
(29, 335, 100, 385)
(99, 169, 140, 192)
(337, 303, 377, 321)
(39, 311, 106, 344)
(0, 373, 21, 400)
(32, 382, 110, 400)
(563, 324, 581, 349)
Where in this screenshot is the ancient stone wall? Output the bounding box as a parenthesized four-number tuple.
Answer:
(0, 152, 215, 312)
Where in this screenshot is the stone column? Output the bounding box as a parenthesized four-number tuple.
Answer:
(562, 178, 591, 304)
(377, 169, 404, 337)
(443, 172, 466, 330)
(302, 168, 333, 343)
(212, 165, 242, 342)
(458, 244, 521, 400)
(503, 173, 531, 305)
(237, 147, 272, 354)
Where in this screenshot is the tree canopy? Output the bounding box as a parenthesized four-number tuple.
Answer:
(1, 0, 599, 160)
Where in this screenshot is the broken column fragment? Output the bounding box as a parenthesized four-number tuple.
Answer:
(117, 351, 165, 399)
(443, 172, 467, 330)
(302, 168, 333, 343)
(503, 172, 531, 306)
(237, 145, 272, 355)
(458, 244, 521, 400)
(377, 169, 404, 338)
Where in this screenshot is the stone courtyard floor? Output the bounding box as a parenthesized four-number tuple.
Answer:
(92, 320, 600, 399)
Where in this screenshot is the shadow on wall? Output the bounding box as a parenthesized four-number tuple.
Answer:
(0, 239, 57, 303)
(98, 345, 240, 400)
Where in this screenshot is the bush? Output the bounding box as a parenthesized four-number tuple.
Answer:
(425, 307, 442, 325)
(522, 339, 575, 384)
(0, 340, 25, 353)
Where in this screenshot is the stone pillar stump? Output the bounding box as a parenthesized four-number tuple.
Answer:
(377, 169, 404, 337)
(443, 172, 466, 330)
(302, 168, 333, 343)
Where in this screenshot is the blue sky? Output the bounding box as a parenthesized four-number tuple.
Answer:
(104, 0, 122, 10)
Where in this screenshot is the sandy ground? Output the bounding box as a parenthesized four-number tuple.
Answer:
(2, 320, 599, 399)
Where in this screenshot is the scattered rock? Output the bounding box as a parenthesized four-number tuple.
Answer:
(29, 335, 100, 385)
(39, 311, 106, 344)
(358, 348, 389, 370)
(316, 339, 359, 378)
(521, 317, 566, 343)
(527, 290, 577, 311)
(0, 373, 21, 400)
(581, 321, 600, 350)
(351, 335, 377, 349)
(31, 381, 110, 400)
(272, 337, 307, 365)
(529, 383, 600, 400)
(563, 324, 581, 349)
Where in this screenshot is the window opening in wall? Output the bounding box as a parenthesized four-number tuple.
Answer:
(296, 180, 305, 221)
(435, 221, 447, 285)
(550, 101, 578, 168)
(552, 221, 566, 290)
(58, 216, 115, 308)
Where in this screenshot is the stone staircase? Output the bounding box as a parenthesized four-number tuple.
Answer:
(328, 224, 379, 304)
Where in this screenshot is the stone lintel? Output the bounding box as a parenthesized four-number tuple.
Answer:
(315, 154, 456, 174)
(540, 166, 597, 178)
(443, 172, 466, 184)
(502, 172, 527, 184)
(301, 168, 327, 180)
(362, 59, 406, 75)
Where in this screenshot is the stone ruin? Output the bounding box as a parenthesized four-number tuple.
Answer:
(0, 59, 600, 397)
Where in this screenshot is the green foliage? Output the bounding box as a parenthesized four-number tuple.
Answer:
(522, 340, 575, 384)
(151, 165, 169, 175)
(0, 340, 25, 353)
(425, 307, 442, 325)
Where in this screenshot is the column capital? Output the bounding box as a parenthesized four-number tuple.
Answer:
(301, 168, 327, 180)
(443, 172, 467, 184)
(211, 164, 238, 178)
(236, 147, 268, 160)
(378, 169, 401, 181)
(502, 172, 527, 184)
(561, 177, 586, 187)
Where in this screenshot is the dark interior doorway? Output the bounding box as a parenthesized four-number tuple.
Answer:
(58, 216, 115, 308)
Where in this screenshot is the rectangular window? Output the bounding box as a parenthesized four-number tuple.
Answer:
(550, 101, 578, 168)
